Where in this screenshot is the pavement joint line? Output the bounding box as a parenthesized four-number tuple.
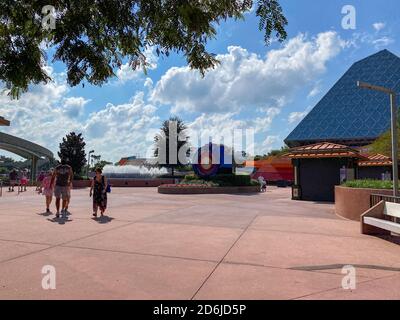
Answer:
(222, 260, 301, 271)
(0, 219, 136, 265)
(291, 271, 400, 300)
(246, 227, 366, 240)
(218, 260, 400, 279)
(0, 204, 201, 266)
(0, 237, 392, 281)
(290, 278, 375, 300)
(0, 238, 53, 247)
(290, 263, 400, 272)
(136, 220, 249, 231)
(190, 214, 259, 300)
(60, 244, 219, 264)
(299, 268, 389, 281)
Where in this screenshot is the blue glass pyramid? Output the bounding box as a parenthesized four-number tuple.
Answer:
(285, 50, 400, 147)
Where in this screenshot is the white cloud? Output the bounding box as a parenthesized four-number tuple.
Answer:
(115, 47, 158, 85)
(151, 31, 344, 114)
(252, 108, 281, 133)
(260, 136, 280, 154)
(185, 106, 281, 156)
(373, 22, 386, 32)
(307, 83, 321, 98)
(144, 77, 153, 89)
(0, 78, 160, 162)
(0, 78, 78, 154)
(188, 113, 246, 147)
(63, 97, 91, 118)
(346, 31, 395, 50)
(83, 91, 160, 160)
(288, 111, 308, 124)
(372, 36, 394, 48)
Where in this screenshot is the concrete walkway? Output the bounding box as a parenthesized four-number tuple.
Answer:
(0, 186, 399, 299)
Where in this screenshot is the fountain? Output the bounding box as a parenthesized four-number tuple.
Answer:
(103, 165, 168, 179)
(101, 165, 172, 187)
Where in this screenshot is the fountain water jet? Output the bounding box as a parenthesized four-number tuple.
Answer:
(102, 165, 168, 179)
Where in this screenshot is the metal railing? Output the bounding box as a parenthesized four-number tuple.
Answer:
(370, 193, 400, 207)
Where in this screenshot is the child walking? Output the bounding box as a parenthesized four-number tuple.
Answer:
(42, 170, 54, 213)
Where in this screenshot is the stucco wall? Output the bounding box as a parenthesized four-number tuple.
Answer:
(72, 178, 174, 189)
(158, 185, 260, 194)
(335, 186, 392, 221)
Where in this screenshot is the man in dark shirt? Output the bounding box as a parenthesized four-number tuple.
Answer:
(52, 160, 73, 218)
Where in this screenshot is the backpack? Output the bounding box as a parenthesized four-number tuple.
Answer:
(103, 176, 111, 193)
(95, 176, 111, 193)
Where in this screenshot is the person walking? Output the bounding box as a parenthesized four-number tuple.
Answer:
(52, 160, 73, 218)
(42, 170, 54, 213)
(8, 169, 17, 192)
(36, 171, 45, 194)
(90, 168, 108, 217)
(20, 170, 28, 192)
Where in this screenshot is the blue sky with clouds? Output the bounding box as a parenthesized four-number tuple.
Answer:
(1, 0, 400, 161)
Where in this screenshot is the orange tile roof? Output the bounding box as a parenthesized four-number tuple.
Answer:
(0, 116, 10, 126)
(358, 154, 392, 167)
(285, 142, 366, 159)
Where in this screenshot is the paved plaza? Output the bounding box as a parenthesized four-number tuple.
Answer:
(0, 186, 399, 300)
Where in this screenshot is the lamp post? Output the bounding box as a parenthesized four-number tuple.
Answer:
(357, 81, 398, 197)
(87, 150, 94, 177)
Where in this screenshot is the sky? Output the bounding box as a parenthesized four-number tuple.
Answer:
(1, 0, 400, 162)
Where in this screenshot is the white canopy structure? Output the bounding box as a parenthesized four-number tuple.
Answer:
(0, 117, 53, 182)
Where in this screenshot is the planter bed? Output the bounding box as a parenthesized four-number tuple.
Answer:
(158, 184, 260, 194)
(335, 186, 392, 221)
(72, 178, 175, 189)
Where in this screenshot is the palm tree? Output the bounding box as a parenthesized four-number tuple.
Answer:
(154, 117, 189, 177)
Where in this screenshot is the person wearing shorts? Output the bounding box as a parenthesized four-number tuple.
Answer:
(52, 161, 73, 218)
(20, 170, 28, 192)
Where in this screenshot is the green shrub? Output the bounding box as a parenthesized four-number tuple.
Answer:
(179, 179, 219, 187)
(342, 179, 393, 189)
(181, 174, 252, 186)
(210, 174, 251, 186)
(184, 174, 199, 181)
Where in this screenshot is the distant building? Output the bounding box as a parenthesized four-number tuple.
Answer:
(285, 50, 400, 148)
(118, 156, 149, 166)
(0, 117, 10, 126)
(245, 157, 294, 184)
(285, 50, 400, 202)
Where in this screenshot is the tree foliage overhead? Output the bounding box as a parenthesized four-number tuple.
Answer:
(0, 0, 287, 98)
(58, 132, 87, 176)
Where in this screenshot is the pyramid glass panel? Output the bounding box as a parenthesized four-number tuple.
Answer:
(285, 50, 400, 147)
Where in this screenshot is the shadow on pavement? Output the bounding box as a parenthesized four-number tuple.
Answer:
(92, 215, 114, 224)
(36, 211, 53, 217)
(47, 216, 73, 225)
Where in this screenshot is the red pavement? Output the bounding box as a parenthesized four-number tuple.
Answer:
(0, 186, 399, 299)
